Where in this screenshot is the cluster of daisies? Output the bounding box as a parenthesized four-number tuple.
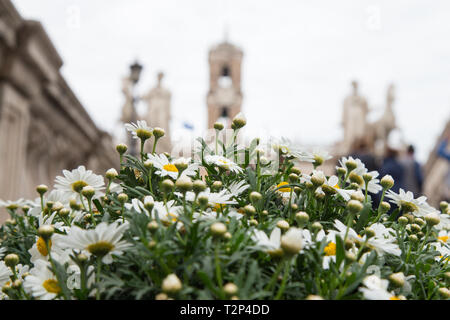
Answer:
(0, 113, 449, 300)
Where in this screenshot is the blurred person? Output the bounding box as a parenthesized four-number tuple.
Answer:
(399, 144, 423, 196)
(437, 133, 450, 202)
(380, 147, 405, 193)
(349, 138, 378, 172)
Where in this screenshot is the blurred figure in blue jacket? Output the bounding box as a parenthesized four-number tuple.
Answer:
(399, 144, 423, 197)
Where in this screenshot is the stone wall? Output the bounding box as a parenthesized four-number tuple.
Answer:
(0, 0, 117, 221)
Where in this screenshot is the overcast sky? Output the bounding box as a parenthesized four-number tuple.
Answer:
(12, 0, 450, 162)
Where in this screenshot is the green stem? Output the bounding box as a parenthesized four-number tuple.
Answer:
(274, 260, 290, 300)
(96, 257, 102, 300)
(375, 189, 387, 222)
(152, 137, 160, 154)
(214, 244, 224, 299)
(264, 262, 284, 292)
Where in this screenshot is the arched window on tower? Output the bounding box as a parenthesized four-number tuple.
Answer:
(217, 106, 230, 128)
(218, 65, 232, 88)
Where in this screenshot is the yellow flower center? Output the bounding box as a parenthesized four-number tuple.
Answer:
(217, 159, 231, 169)
(324, 242, 336, 256)
(213, 203, 226, 212)
(87, 241, 115, 257)
(334, 184, 340, 189)
(163, 164, 178, 173)
(389, 296, 401, 300)
(438, 236, 449, 243)
(277, 182, 291, 193)
(71, 180, 88, 193)
(165, 212, 178, 222)
(36, 237, 52, 256)
(42, 279, 61, 294)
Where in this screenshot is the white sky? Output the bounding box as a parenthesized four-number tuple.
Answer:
(12, 0, 450, 163)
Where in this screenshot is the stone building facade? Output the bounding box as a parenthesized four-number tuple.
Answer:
(0, 0, 116, 220)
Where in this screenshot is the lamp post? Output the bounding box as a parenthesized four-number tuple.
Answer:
(128, 60, 143, 157)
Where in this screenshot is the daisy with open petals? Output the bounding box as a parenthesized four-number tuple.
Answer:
(317, 176, 354, 201)
(204, 155, 243, 174)
(386, 188, 428, 214)
(359, 274, 404, 300)
(251, 228, 282, 255)
(0, 261, 12, 288)
(124, 120, 153, 140)
(23, 260, 61, 300)
(54, 165, 105, 199)
(60, 221, 130, 264)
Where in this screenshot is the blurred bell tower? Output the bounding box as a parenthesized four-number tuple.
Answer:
(206, 36, 243, 129)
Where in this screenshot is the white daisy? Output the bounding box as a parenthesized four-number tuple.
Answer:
(151, 200, 183, 225)
(60, 221, 130, 264)
(251, 228, 282, 254)
(204, 155, 243, 174)
(28, 190, 72, 217)
(386, 188, 428, 214)
(361, 171, 383, 194)
(0, 198, 26, 209)
(28, 233, 70, 265)
(124, 120, 153, 140)
(54, 165, 105, 198)
(311, 148, 333, 165)
(359, 274, 403, 300)
(226, 180, 250, 197)
(271, 137, 315, 162)
(317, 176, 354, 201)
(0, 261, 12, 287)
(147, 153, 181, 179)
(23, 260, 61, 300)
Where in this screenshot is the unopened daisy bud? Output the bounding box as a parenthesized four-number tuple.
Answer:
(224, 232, 232, 240)
(175, 176, 193, 193)
(311, 174, 325, 187)
(425, 212, 440, 226)
(380, 175, 394, 190)
(5, 219, 16, 225)
(362, 173, 373, 183)
(52, 202, 64, 212)
(388, 272, 405, 288)
(38, 225, 54, 242)
(349, 182, 360, 190)
(404, 213, 414, 223)
(288, 173, 299, 183)
(249, 191, 262, 204)
(337, 167, 347, 176)
(305, 181, 314, 190)
(4, 254, 19, 268)
(244, 205, 256, 215)
(288, 167, 302, 177)
(192, 180, 206, 194)
(364, 228, 375, 238)
(276, 220, 290, 231)
(408, 234, 419, 243)
(410, 223, 421, 233)
(380, 201, 391, 213)
(210, 222, 227, 237)
(294, 186, 302, 196)
(155, 293, 169, 300)
(116, 143, 128, 155)
(22, 205, 30, 214)
(153, 127, 165, 139)
(315, 190, 325, 200)
(81, 186, 95, 199)
(311, 222, 323, 232)
(148, 240, 157, 249)
(12, 279, 22, 289)
(295, 211, 309, 227)
(345, 159, 357, 172)
(345, 251, 357, 263)
(344, 239, 354, 250)
(255, 147, 265, 156)
(142, 160, 153, 170)
(162, 274, 182, 294)
(349, 172, 364, 186)
(77, 253, 88, 263)
(280, 228, 303, 256)
(2, 284, 11, 294)
(197, 195, 209, 208)
(105, 168, 118, 180)
(291, 203, 298, 211)
(46, 201, 54, 210)
(440, 201, 449, 212)
(306, 295, 324, 300)
(249, 219, 258, 226)
(161, 179, 174, 194)
(59, 208, 70, 217)
(417, 231, 425, 238)
(117, 193, 128, 204)
(313, 155, 324, 167)
(36, 184, 48, 195)
(173, 159, 188, 172)
(232, 112, 246, 129)
(147, 220, 159, 232)
(437, 287, 450, 299)
(398, 216, 409, 226)
(231, 296, 239, 300)
(214, 122, 224, 131)
(142, 198, 154, 212)
(347, 200, 363, 214)
(414, 217, 425, 226)
(261, 210, 269, 216)
(444, 272, 450, 281)
(212, 181, 222, 191)
(351, 190, 365, 202)
(224, 282, 238, 296)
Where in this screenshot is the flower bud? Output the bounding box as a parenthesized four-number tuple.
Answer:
(276, 220, 290, 231)
(398, 216, 409, 226)
(143, 197, 154, 212)
(153, 127, 165, 138)
(413, 217, 425, 226)
(306, 295, 324, 300)
(350, 190, 365, 202)
(261, 210, 269, 216)
(244, 204, 256, 215)
(224, 283, 238, 296)
(38, 225, 54, 240)
(291, 167, 301, 175)
(349, 172, 364, 186)
(379, 201, 391, 213)
(388, 272, 405, 288)
(288, 173, 299, 183)
(106, 168, 118, 180)
(213, 122, 224, 131)
(408, 234, 419, 243)
(197, 195, 209, 208)
(362, 173, 373, 183)
(280, 228, 303, 256)
(175, 176, 193, 193)
(212, 181, 223, 191)
(249, 191, 262, 204)
(345, 160, 357, 172)
(311, 222, 323, 232)
(294, 186, 302, 195)
(224, 232, 232, 240)
(364, 227, 375, 238)
(210, 222, 227, 237)
(46, 201, 54, 210)
(59, 208, 70, 217)
(437, 287, 450, 299)
(4, 254, 19, 268)
(249, 219, 258, 226)
(116, 143, 128, 155)
(36, 184, 48, 195)
(162, 274, 182, 294)
(347, 200, 363, 214)
(161, 179, 175, 194)
(311, 174, 325, 187)
(380, 175, 394, 190)
(81, 186, 95, 199)
(69, 199, 81, 211)
(147, 220, 159, 232)
(425, 212, 440, 226)
(77, 253, 88, 263)
(232, 112, 246, 129)
(336, 167, 347, 176)
(295, 211, 309, 227)
(117, 193, 129, 204)
(410, 223, 421, 233)
(193, 180, 206, 194)
(440, 201, 449, 213)
(345, 251, 357, 263)
(155, 293, 169, 300)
